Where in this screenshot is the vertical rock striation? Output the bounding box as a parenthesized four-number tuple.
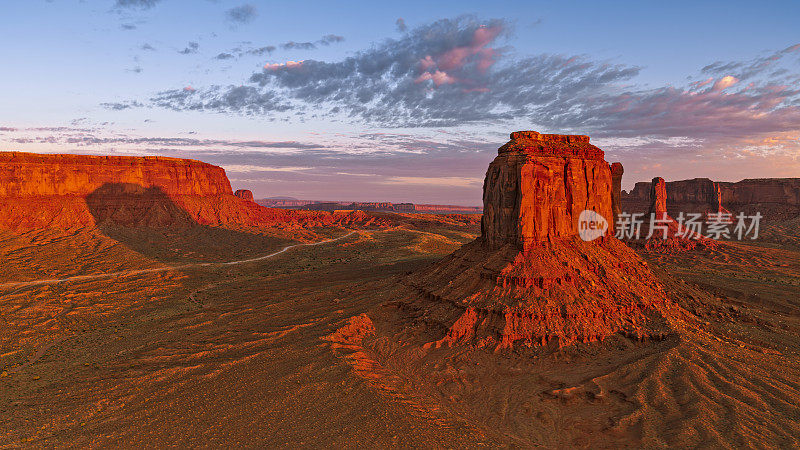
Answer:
(648, 177, 667, 216)
(611, 162, 624, 232)
(481, 131, 613, 250)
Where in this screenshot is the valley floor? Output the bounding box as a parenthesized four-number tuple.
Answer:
(1, 216, 800, 447)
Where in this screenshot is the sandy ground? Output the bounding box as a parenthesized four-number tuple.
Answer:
(1, 218, 800, 447)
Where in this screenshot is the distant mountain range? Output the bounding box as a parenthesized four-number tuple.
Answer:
(257, 198, 482, 214)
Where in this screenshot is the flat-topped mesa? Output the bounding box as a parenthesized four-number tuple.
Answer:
(498, 131, 604, 160)
(0, 152, 232, 197)
(482, 131, 613, 250)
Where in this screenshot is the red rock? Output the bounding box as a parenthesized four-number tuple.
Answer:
(610, 162, 624, 233)
(0, 152, 232, 197)
(234, 189, 254, 202)
(395, 131, 670, 349)
(623, 177, 800, 219)
(482, 132, 612, 251)
(649, 177, 667, 215)
(0, 151, 390, 231)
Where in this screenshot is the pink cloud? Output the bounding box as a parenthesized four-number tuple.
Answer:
(419, 55, 435, 71)
(264, 60, 304, 71)
(712, 75, 739, 91)
(414, 24, 503, 88)
(415, 70, 457, 86)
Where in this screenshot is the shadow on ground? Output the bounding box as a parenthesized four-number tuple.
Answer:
(85, 183, 295, 263)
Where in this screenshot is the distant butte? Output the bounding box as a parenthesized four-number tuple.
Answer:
(234, 189, 255, 202)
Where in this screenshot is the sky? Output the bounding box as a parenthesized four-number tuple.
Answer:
(1, 0, 799, 205)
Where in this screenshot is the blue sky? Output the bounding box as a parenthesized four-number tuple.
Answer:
(1, 0, 799, 204)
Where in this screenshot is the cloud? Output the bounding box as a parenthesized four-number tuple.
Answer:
(712, 75, 738, 91)
(100, 100, 144, 110)
(120, 24, 137, 30)
(115, 0, 160, 9)
(379, 176, 483, 187)
(245, 45, 275, 56)
(178, 42, 199, 55)
(279, 34, 345, 51)
(318, 34, 344, 45)
(215, 52, 234, 60)
(141, 43, 156, 51)
(226, 4, 257, 24)
(263, 60, 304, 71)
(281, 41, 316, 51)
(396, 18, 407, 32)
(223, 165, 313, 173)
(151, 85, 291, 115)
(141, 17, 799, 150)
(701, 43, 800, 82)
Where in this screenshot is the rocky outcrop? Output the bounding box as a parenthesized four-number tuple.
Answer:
(0, 152, 232, 197)
(649, 177, 667, 215)
(0, 151, 389, 231)
(385, 131, 670, 349)
(234, 189, 254, 202)
(624, 177, 800, 218)
(611, 162, 624, 232)
(481, 131, 613, 251)
(719, 178, 800, 206)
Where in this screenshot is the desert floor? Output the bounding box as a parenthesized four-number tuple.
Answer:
(1, 216, 800, 447)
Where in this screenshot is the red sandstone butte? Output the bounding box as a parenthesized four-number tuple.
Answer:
(482, 131, 614, 251)
(0, 152, 388, 230)
(234, 189, 255, 202)
(394, 132, 670, 349)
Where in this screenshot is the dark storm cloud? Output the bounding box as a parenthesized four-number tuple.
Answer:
(226, 4, 257, 24)
(178, 41, 199, 54)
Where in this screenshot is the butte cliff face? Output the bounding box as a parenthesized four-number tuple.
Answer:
(0, 152, 233, 197)
(624, 177, 800, 219)
(481, 132, 612, 250)
(0, 152, 386, 231)
(385, 132, 669, 348)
